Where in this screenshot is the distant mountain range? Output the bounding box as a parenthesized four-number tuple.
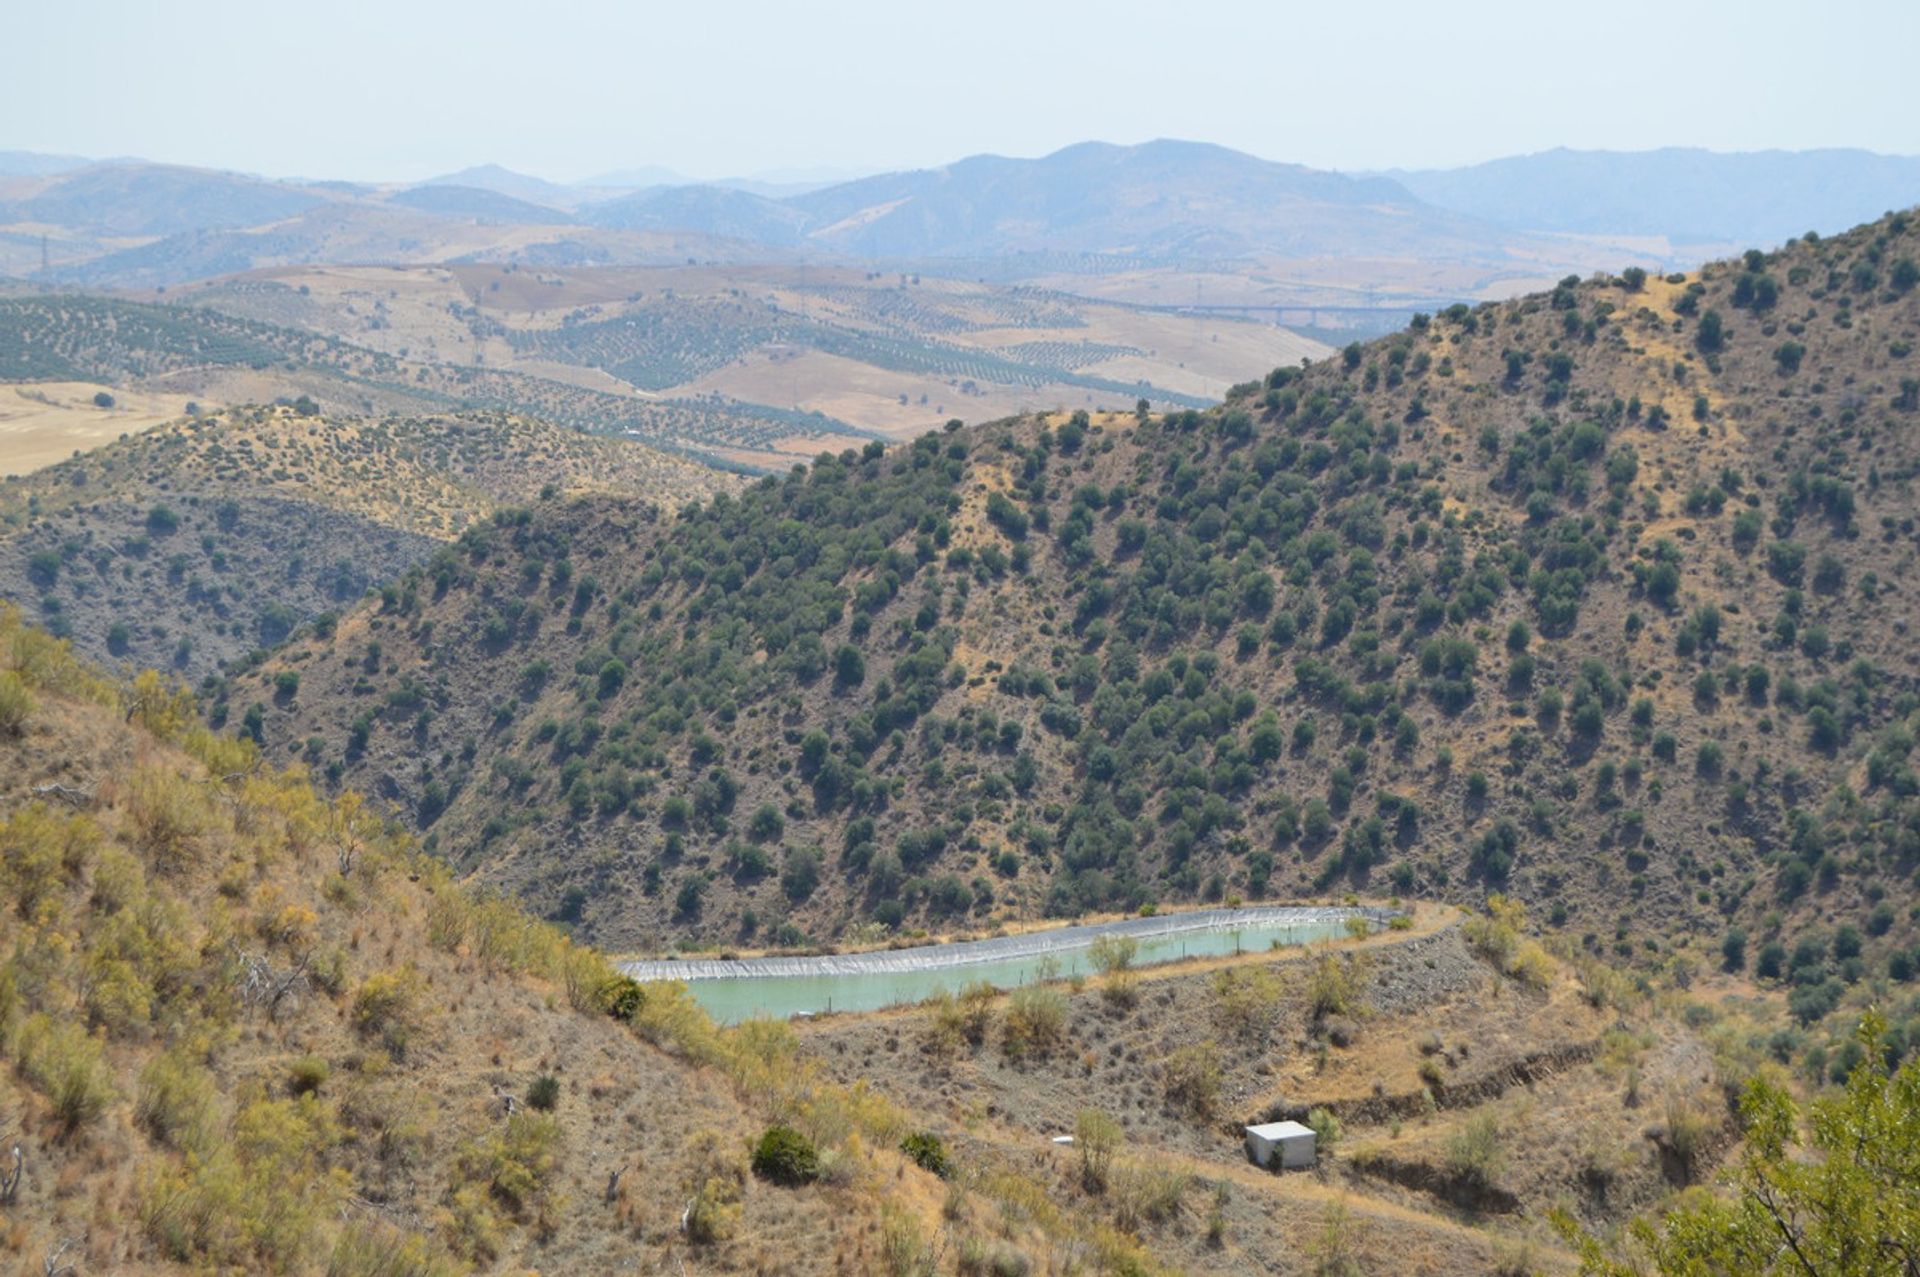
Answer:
(1386, 146, 1920, 248)
(3, 141, 1917, 288)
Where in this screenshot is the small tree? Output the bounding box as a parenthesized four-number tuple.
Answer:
(1696, 309, 1725, 353)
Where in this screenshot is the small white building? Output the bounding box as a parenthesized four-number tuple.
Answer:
(1244, 1120, 1316, 1169)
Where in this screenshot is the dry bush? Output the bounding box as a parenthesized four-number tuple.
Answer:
(1307, 949, 1368, 1021)
(628, 978, 724, 1063)
(1002, 985, 1067, 1061)
(683, 1174, 741, 1245)
(1575, 955, 1640, 1012)
(351, 967, 425, 1057)
(1074, 1109, 1122, 1192)
(880, 1199, 932, 1277)
(141, 1093, 347, 1268)
(925, 980, 996, 1054)
(458, 1111, 563, 1218)
(1466, 895, 1556, 991)
(0, 804, 99, 923)
(136, 1045, 218, 1153)
(1160, 1040, 1222, 1118)
(1444, 1112, 1507, 1186)
(1307, 1198, 1365, 1276)
(0, 669, 32, 736)
(123, 668, 196, 740)
(1, 605, 115, 704)
(13, 1013, 114, 1138)
(325, 1220, 463, 1277)
(677, 1129, 747, 1247)
(127, 765, 213, 871)
(1663, 1094, 1719, 1181)
(1490, 1235, 1540, 1277)
(1109, 1161, 1189, 1232)
(1088, 934, 1139, 1008)
(957, 1236, 1032, 1276)
(1212, 966, 1283, 1043)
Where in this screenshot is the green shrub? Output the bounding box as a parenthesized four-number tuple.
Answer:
(600, 975, 646, 1021)
(1305, 1106, 1342, 1155)
(527, 1073, 560, 1112)
(751, 1124, 820, 1186)
(901, 1130, 953, 1178)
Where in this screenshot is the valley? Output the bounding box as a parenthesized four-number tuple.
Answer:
(0, 634, 1755, 1273)
(1, 93, 1918, 1273)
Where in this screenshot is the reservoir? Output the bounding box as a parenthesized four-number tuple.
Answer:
(618, 904, 1388, 1023)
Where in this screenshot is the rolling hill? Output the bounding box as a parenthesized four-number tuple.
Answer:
(0, 161, 326, 237)
(223, 198, 1920, 1087)
(0, 292, 885, 463)
(0, 405, 744, 680)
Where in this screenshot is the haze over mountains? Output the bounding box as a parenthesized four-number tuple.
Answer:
(5, 140, 1918, 291)
(1389, 146, 1920, 247)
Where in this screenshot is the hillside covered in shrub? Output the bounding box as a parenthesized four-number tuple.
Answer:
(0, 406, 741, 680)
(0, 607, 979, 1273)
(230, 213, 1920, 1018)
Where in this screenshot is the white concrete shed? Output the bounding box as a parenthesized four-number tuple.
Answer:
(1244, 1120, 1316, 1169)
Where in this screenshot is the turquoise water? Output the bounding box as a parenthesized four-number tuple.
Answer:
(622, 909, 1371, 1023)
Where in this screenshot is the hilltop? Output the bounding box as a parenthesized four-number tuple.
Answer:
(0, 405, 743, 680)
(224, 205, 1920, 1069)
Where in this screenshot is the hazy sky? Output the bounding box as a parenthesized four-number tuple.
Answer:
(10, 0, 1919, 182)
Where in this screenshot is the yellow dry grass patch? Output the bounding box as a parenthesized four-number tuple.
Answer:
(950, 461, 1017, 553)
